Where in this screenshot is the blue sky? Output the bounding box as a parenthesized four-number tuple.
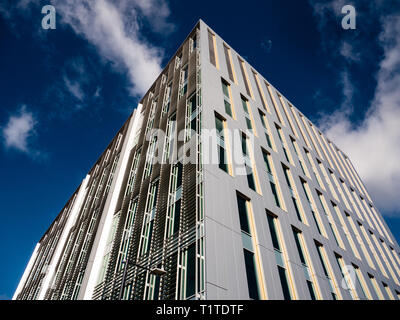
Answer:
(0, 0, 400, 300)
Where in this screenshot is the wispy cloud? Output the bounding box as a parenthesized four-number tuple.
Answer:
(63, 76, 85, 102)
(340, 41, 361, 62)
(51, 0, 172, 96)
(1, 0, 174, 98)
(310, 0, 400, 215)
(2, 106, 37, 154)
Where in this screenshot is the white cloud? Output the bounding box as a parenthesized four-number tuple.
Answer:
(63, 76, 85, 101)
(2, 106, 37, 153)
(340, 41, 361, 62)
(318, 13, 400, 215)
(51, 0, 170, 96)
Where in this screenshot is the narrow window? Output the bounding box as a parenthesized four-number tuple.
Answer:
(275, 124, 292, 164)
(215, 114, 229, 173)
(238, 57, 253, 98)
(282, 164, 304, 222)
(208, 29, 218, 68)
(368, 273, 384, 300)
(262, 149, 283, 208)
(236, 193, 261, 299)
(180, 65, 188, 97)
(139, 181, 159, 256)
(314, 241, 340, 299)
(241, 95, 256, 135)
(241, 134, 259, 192)
(221, 79, 234, 118)
(162, 82, 172, 115)
(223, 44, 236, 82)
(143, 135, 158, 180)
(258, 109, 274, 150)
(383, 283, 395, 300)
(352, 264, 371, 300)
(335, 253, 357, 299)
(163, 113, 176, 162)
(267, 212, 292, 300)
(292, 228, 317, 300)
(252, 70, 268, 111)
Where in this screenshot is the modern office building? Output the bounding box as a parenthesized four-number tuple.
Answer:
(14, 20, 400, 300)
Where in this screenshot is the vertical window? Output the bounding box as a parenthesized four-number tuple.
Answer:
(300, 178, 325, 237)
(334, 253, 357, 299)
(275, 124, 292, 164)
(185, 94, 198, 141)
(215, 114, 229, 173)
(314, 241, 340, 299)
(292, 228, 317, 300)
(180, 65, 188, 97)
(115, 133, 123, 151)
(369, 231, 398, 284)
(277, 94, 296, 136)
(318, 160, 339, 201)
(221, 79, 234, 118)
(383, 283, 395, 300)
(352, 264, 371, 300)
(180, 243, 196, 299)
(238, 57, 253, 98)
(145, 98, 158, 136)
(290, 137, 307, 176)
(236, 193, 261, 300)
(368, 273, 384, 300)
(163, 82, 172, 115)
(190, 33, 197, 52)
(317, 190, 343, 248)
(241, 95, 256, 135)
(208, 29, 218, 68)
(304, 150, 323, 189)
(139, 181, 159, 256)
(143, 135, 158, 180)
(267, 212, 293, 300)
(359, 222, 387, 277)
(262, 150, 283, 208)
(251, 70, 268, 111)
(258, 110, 275, 150)
(223, 44, 236, 83)
(165, 162, 183, 238)
(163, 113, 176, 162)
(125, 148, 141, 196)
(282, 164, 305, 223)
(241, 134, 259, 193)
(265, 82, 284, 125)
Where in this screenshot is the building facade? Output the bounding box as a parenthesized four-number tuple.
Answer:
(14, 20, 400, 300)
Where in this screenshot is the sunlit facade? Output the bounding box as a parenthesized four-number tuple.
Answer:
(14, 20, 400, 300)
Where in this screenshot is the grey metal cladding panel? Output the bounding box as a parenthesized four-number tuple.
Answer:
(204, 215, 250, 299)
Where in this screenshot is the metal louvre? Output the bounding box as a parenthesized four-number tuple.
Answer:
(169, 64, 181, 116)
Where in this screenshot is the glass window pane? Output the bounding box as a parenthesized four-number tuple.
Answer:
(244, 249, 260, 300)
